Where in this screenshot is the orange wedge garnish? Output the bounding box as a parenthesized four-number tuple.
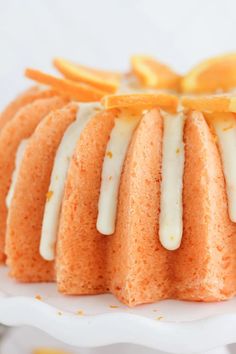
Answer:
(25, 68, 108, 102)
(182, 94, 236, 113)
(204, 111, 236, 125)
(131, 55, 181, 91)
(102, 93, 178, 113)
(182, 53, 236, 93)
(33, 348, 71, 354)
(54, 58, 121, 93)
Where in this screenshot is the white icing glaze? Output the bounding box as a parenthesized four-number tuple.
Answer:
(40, 102, 101, 261)
(212, 115, 236, 222)
(159, 112, 185, 250)
(97, 111, 140, 235)
(6, 139, 28, 209)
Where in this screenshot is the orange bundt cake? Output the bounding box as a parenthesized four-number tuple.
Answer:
(56, 108, 118, 294)
(6, 103, 77, 281)
(0, 96, 67, 263)
(0, 87, 57, 131)
(1, 53, 236, 306)
(107, 108, 172, 305)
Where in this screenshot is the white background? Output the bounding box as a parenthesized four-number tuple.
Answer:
(0, 0, 235, 108)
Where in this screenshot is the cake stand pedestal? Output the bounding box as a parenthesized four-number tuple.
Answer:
(0, 267, 236, 354)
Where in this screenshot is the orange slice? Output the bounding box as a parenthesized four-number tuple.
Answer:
(182, 53, 236, 93)
(25, 68, 108, 102)
(182, 95, 236, 113)
(131, 55, 181, 91)
(204, 111, 236, 124)
(33, 348, 71, 354)
(102, 93, 178, 113)
(54, 58, 121, 93)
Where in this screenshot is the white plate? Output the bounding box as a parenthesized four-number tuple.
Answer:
(1, 326, 234, 354)
(0, 266, 236, 353)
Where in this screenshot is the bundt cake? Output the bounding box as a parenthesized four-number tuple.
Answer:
(1, 54, 236, 306)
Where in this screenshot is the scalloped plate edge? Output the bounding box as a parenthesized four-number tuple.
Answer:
(0, 296, 236, 352)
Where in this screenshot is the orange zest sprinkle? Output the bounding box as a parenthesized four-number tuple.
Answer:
(182, 95, 236, 113)
(155, 316, 164, 321)
(25, 68, 108, 102)
(46, 190, 54, 202)
(35, 294, 42, 301)
(131, 55, 181, 91)
(106, 151, 113, 158)
(109, 305, 119, 309)
(76, 310, 84, 316)
(102, 93, 178, 113)
(223, 124, 234, 131)
(54, 58, 121, 93)
(182, 53, 236, 94)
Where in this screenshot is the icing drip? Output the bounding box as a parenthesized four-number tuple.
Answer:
(97, 111, 140, 235)
(40, 102, 101, 261)
(212, 113, 236, 222)
(159, 112, 185, 250)
(6, 139, 28, 209)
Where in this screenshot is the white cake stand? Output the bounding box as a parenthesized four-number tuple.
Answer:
(0, 266, 236, 354)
